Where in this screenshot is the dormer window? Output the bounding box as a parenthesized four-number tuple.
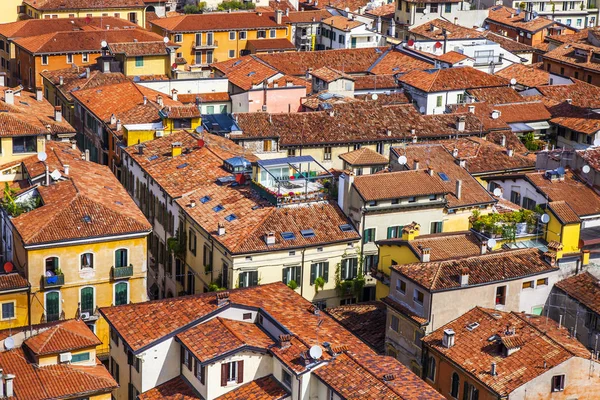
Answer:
(221, 361, 243, 386)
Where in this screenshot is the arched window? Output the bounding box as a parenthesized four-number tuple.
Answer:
(80, 287, 94, 314)
(80, 253, 94, 269)
(45, 291, 60, 322)
(451, 372, 460, 398)
(45, 257, 59, 275)
(114, 282, 129, 306)
(426, 356, 436, 381)
(115, 249, 128, 269)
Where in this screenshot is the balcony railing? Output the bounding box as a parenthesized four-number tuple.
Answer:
(42, 273, 64, 289)
(112, 265, 134, 279)
(193, 40, 218, 49)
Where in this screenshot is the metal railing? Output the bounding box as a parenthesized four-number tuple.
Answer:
(42, 273, 64, 289)
(112, 265, 134, 279)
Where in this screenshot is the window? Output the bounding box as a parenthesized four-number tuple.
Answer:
(189, 229, 197, 255)
(387, 226, 403, 239)
(575, 71, 579, 79)
(229, 31, 236, 40)
(186, 271, 195, 295)
(588, 75, 593, 84)
(174, 34, 183, 43)
(114, 282, 128, 306)
(430, 221, 443, 234)
(522, 197, 536, 210)
(82, 53, 89, 63)
(206, 105, 215, 114)
(80, 287, 94, 314)
(430, 3, 438, 12)
(324, 146, 332, 160)
(282, 369, 292, 388)
(396, 279, 406, 294)
(560, 67, 565, 76)
(135, 56, 144, 67)
(340, 258, 358, 280)
(536, 277, 548, 286)
(551, 375, 565, 392)
(71, 352, 90, 363)
(221, 361, 243, 385)
(310, 262, 329, 284)
(566, 18, 572, 26)
(45, 257, 59, 274)
(451, 372, 460, 398)
(391, 315, 399, 331)
(228, 50, 235, 58)
(1, 302, 15, 320)
(445, 3, 452, 12)
(510, 190, 521, 206)
(416, 1, 425, 12)
(80, 253, 94, 269)
(339, 34, 345, 44)
(464, 382, 479, 400)
(426, 356, 436, 381)
(45, 291, 60, 322)
(257, 30, 266, 38)
(263, 140, 272, 152)
(115, 249, 128, 268)
(239, 31, 247, 40)
(413, 289, 424, 305)
(429, 194, 437, 201)
(408, 196, 416, 203)
(110, 357, 120, 384)
(287, 149, 296, 157)
(363, 228, 375, 243)
(128, 383, 139, 400)
(196, 361, 206, 384)
(522, 280, 533, 289)
(363, 254, 378, 274)
(12, 136, 36, 153)
(239, 271, 258, 288)
(270, 29, 276, 38)
(495, 286, 506, 306)
(282, 266, 301, 286)
(436, 95, 443, 107)
(181, 347, 192, 371)
(41, 55, 48, 65)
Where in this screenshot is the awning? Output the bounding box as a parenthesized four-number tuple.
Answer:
(509, 121, 551, 132)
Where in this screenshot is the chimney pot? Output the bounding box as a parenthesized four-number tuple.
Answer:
(85, 67, 90, 79)
(501, 135, 506, 147)
(36, 87, 43, 101)
(507, 148, 514, 157)
(468, 105, 475, 114)
(64, 164, 69, 175)
(190, 200, 196, 208)
(265, 231, 276, 245)
(172, 89, 178, 102)
(279, 334, 292, 349)
(456, 115, 466, 132)
(491, 362, 497, 376)
(217, 223, 226, 236)
(85, 149, 90, 161)
(413, 159, 420, 170)
(116, 119, 122, 131)
(216, 292, 230, 307)
(460, 267, 470, 286)
(452, 148, 459, 158)
(456, 179, 462, 200)
(4, 374, 14, 397)
(427, 166, 434, 176)
(59, 76, 64, 85)
(4, 89, 13, 105)
(421, 247, 431, 262)
(481, 240, 488, 254)
(442, 328, 455, 348)
(54, 106, 62, 122)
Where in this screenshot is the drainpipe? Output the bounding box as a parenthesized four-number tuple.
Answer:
(27, 284, 32, 336)
(359, 207, 366, 256)
(300, 247, 306, 298)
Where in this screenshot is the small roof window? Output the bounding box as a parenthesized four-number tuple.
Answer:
(438, 172, 450, 182)
(225, 214, 237, 222)
(200, 196, 211, 204)
(301, 229, 315, 238)
(282, 232, 296, 240)
(212, 204, 224, 212)
(339, 224, 353, 232)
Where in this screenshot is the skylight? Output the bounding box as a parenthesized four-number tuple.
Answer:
(281, 232, 296, 240)
(438, 172, 450, 182)
(200, 196, 211, 204)
(466, 322, 480, 331)
(177, 163, 189, 169)
(82, 215, 92, 223)
(339, 224, 353, 232)
(225, 214, 237, 222)
(213, 204, 224, 212)
(301, 229, 315, 238)
(248, 71, 256, 76)
(148, 155, 159, 161)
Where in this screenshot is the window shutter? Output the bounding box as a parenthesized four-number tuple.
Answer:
(463, 382, 468, 400)
(180, 347, 184, 366)
(187, 353, 192, 371)
(221, 363, 227, 387)
(351, 259, 358, 278)
(237, 360, 244, 384)
(387, 226, 393, 239)
(310, 264, 316, 284)
(323, 262, 329, 282)
(194, 359, 198, 377)
(341, 260, 347, 280)
(200, 365, 205, 385)
(251, 271, 258, 287)
(295, 266, 301, 285)
(282, 268, 287, 284)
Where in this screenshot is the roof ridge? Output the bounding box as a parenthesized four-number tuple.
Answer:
(217, 317, 249, 346)
(342, 352, 398, 393)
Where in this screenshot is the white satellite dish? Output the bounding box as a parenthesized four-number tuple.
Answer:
(398, 155, 407, 165)
(309, 345, 322, 360)
(37, 152, 47, 162)
(487, 238, 497, 249)
(101, 40, 108, 48)
(344, 7, 350, 11)
(163, 36, 169, 44)
(4, 336, 14, 350)
(419, 106, 426, 114)
(371, 93, 378, 100)
(583, 165, 591, 174)
(493, 188, 502, 197)
(594, 138, 600, 147)
(540, 213, 550, 224)
(510, 78, 517, 85)
(50, 169, 62, 181)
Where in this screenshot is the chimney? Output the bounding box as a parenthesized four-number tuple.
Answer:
(157, 95, 163, 107)
(106, 24, 110, 30)
(382, 374, 396, 382)
(171, 89, 178, 102)
(0, 74, 5, 87)
(329, 110, 334, 117)
(468, 105, 475, 114)
(276, 9, 283, 24)
(71, 141, 76, 150)
(36, 87, 43, 101)
(143, 96, 148, 105)
(54, 106, 62, 122)
(421, 247, 431, 262)
(257, 11, 263, 16)
(458, 159, 466, 168)
(442, 329, 455, 348)
(481, 240, 488, 254)
(501, 135, 506, 147)
(387, 128, 392, 136)
(217, 223, 226, 236)
(110, 114, 117, 125)
(85, 149, 90, 161)
(414, 159, 420, 170)
(410, 128, 416, 136)
(4, 89, 13, 105)
(59, 76, 64, 85)
(286, 7, 289, 16)
(427, 166, 434, 176)
(116, 119, 122, 131)
(376, 16, 382, 33)
(64, 164, 69, 176)
(190, 199, 196, 208)
(566, 98, 572, 104)
(459, 267, 469, 286)
(456, 179, 462, 200)
(0, 369, 4, 397)
(412, 135, 417, 143)
(85, 67, 90, 79)
(216, 291, 230, 307)
(171, 142, 182, 157)
(4, 374, 14, 397)
(507, 148, 514, 157)
(491, 362, 497, 376)
(265, 231, 276, 245)
(456, 115, 465, 132)
(279, 334, 292, 349)
(452, 148, 458, 158)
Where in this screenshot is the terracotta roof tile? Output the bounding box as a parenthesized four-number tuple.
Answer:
(548, 200, 581, 224)
(481, 30, 536, 53)
(495, 63, 551, 88)
(435, 51, 471, 64)
(286, 10, 332, 23)
(24, 319, 101, 356)
(177, 92, 230, 103)
(160, 105, 201, 119)
(423, 307, 593, 396)
(247, 38, 296, 51)
(0, 17, 136, 39)
(321, 15, 363, 31)
(379, 231, 485, 262)
(392, 248, 556, 291)
(534, 79, 600, 109)
(365, 3, 395, 17)
(138, 376, 199, 400)
(300, 0, 370, 11)
(352, 74, 399, 90)
(353, 169, 448, 201)
(24, 0, 144, 9)
(354, 91, 409, 104)
(339, 147, 388, 166)
(150, 12, 288, 33)
(555, 272, 600, 316)
(215, 375, 289, 400)
(40, 68, 130, 102)
(410, 19, 482, 40)
(326, 301, 387, 353)
(399, 66, 509, 92)
(311, 66, 354, 82)
(368, 49, 432, 75)
(466, 86, 524, 104)
(108, 41, 173, 56)
(212, 56, 279, 90)
(486, 6, 555, 33)
(544, 42, 600, 73)
(0, 272, 29, 292)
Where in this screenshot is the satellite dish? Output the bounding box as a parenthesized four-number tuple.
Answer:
(493, 188, 502, 197)
(583, 165, 591, 174)
(163, 36, 169, 43)
(510, 78, 517, 85)
(487, 238, 497, 249)
(371, 93, 378, 100)
(419, 106, 426, 114)
(540, 213, 550, 224)
(309, 345, 323, 360)
(4, 336, 14, 350)
(345, 7, 350, 11)
(101, 40, 108, 48)
(556, 166, 565, 175)
(50, 169, 62, 181)
(3, 262, 13, 273)
(398, 155, 407, 165)
(195, 126, 204, 134)
(37, 152, 47, 162)
(594, 138, 600, 147)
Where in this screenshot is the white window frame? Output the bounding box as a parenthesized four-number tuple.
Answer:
(0, 301, 16, 321)
(79, 285, 96, 314)
(79, 251, 95, 270)
(226, 361, 238, 383)
(396, 279, 406, 295)
(41, 55, 48, 65)
(66, 54, 73, 64)
(229, 31, 236, 40)
(82, 53, 89, 63)
(114, 248, 129, 268)
(113, 281, 130, 306)
(239, 31, 247, 40)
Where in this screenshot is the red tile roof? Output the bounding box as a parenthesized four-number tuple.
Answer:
(481, 31, 536, 53)
(0, 17, 137, 39)
(554, 272, 600, 315)
(410, 18, 482, 40)
(108, 41, 173, 57)
(339, 147, 388, 166)
(150, 12, 288, 32)
(367, 49, 432, 75)
(466, 86, 524, 104)
(247, 38, 296, 51)
(311, 66, 354, 82)
(138, 376, 199, 400)
(24, 0, 144, 10)
(24, 319, 101, 356)
(0, 272, 29, 293)
(486, 6, 555, 33)
(423, 306, 593, 396)
(353, 169, 448, 201)
(399, 66, 509, 92)
(215, 375, 289, 400)
(392, 248, 556, 291)
(212, 56, 280, 91)
(495, 63, 551, 88)
(352, 74, 399, 90)
(543, 42, 600, 73)
(286, 10, 332, 23)
(177, 92, 230, 103)
(40, 68, 130, 102)
(548, 200, 581, 224)
(534, 80, 600, 109)
(321, 15, 363, 31)
(378, 231, 485, 262)
(435, 51, 471, 64)
(326, 301, 387, 353)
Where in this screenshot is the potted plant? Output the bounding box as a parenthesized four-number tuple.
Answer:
(314, 276, 326, 293)
(287, 280, 298, 290)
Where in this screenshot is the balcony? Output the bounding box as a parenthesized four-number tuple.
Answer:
(112, 265, 133, 279)
(193, 40, 218, 50)
(42, 273, 64, 289)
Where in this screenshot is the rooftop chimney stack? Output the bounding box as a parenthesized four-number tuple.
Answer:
(4, 89, 13, 105)
(217, 223, 226, 236)
(190, 199, 196, 208)
(501, 135, 506, 147)
(279, 334, 292, 349)
(452, 148, 459, 158)
(456, 179, 462, 200)
(276, 9, 283, 24)
(456, 115, 465, 132)
(36, 87, 43, 101)
(265, 231, 276, 245)
(59, 76, 64, 85)
(85, 67, 90, 79)
(85, 149, 90, 161)
(157, 95, 163, 107)
(481, 240, 488, 254)
(110, 114, 117, 125)
(442, 329, 455, 348)
(507, 148, 514, 157)
(414, 159, 420, 170)
(427, 166, 434, 176)
(0, 369, 4, 397)
(376, 16, 382, 33)
(171, 142, 182, 157)
(116, 119, 122, 131)
(468, 105, 475, 114)
(286, 7, 290, 16)
(216, 292, 230, 307)
(4, 374, 14, 397)
(54, 106, 62, 122)
(460, 267, 470, 286)
(64, 164, 69, 176)
(172, 89, 178, 102)
(491, 362, 497, 376)
(421, 247, 431, 262)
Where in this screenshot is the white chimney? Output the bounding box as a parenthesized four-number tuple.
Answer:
(59, 76, 64, 85)
(459, 267, 469, 286)
(190, 200, 196, 208)
(64, 164, 69, 175)
(110, 114, 117, 125)
(501, 135, 506, 147)
(390, 18, 396, 37)
(456, 116, 466, 132)
(421, 247, 431, 262)
(156, 95, 163, 107)
(491, 362, 497, 376)
(85, 149, 90, 161)
(116, 119, 122, 131)
(218, 223, 226, 236)
(3, 374, 13, 397)
(442, 329, 455, 348)
(276, 9, 283, 24)
(285, 7, 290, 16)
(0, 74, 5, 87)
(172, 89, 178, 102)
(507, 149, 514, 157)
(143, 96, 148, 105)
(427, 166, 434, 176)
(414, 159, 420, 170)
(468, 105, 475, 114)
(265, 231, 276, 245)
(456, 180, 462, 200)
(481, 240, 488, 254)
(0, 369, 4, 397)
(376, 16, 382, 33)
(36, 87, 43, 101)
(4, 89, 13, 105)
(452, 148, 458, 158)
(54, 106, 62, 122)
(459, 159, 466, 168)
(85, 67, 90, 79)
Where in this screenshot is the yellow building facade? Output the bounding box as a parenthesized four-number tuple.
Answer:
(0, 0, 22, 24)
(23, 3, 146, 28)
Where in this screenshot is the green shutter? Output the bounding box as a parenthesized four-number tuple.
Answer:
(323, 262, 329, 282)
(351, 258, 358, 278)
(295, 267, 301, 286)
(310, 264, 316, 284)
(282, 268, 288, 284)
(81, 287, 94, 313)
(46, 292, 59, 321)
(387, 227, 393, 239)
(341, 260, 347, 280)
(251, 271, 258, 287)
(115, 283, 128, 306)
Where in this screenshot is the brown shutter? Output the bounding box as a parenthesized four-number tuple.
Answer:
(194, 359, 198, 377)
(221, 363, 228, 387)
(201, 365, 206, 385)
(180, 347, 184, 366)
(237, 360, 244, 384)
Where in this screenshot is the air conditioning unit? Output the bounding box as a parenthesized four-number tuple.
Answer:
(156, 131, 164, 137)
(59, 352, 72, 363)
(80, 312, 90, 320)
(262, 105, 267, 112)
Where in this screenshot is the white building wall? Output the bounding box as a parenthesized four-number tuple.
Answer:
(137, 77, 229, 97)
(205, 351, 273, 399)
(139, 338, 182, 393)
